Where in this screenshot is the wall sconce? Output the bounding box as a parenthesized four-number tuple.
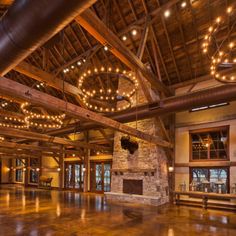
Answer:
(82, 167, 86, 172)
(23, 168, 26, 172)
(36, 168, 40, 172)
(168, 166, 174, 172)
(57, 168, 61, 172)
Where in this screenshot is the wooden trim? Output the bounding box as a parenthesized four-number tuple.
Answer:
(230, 162, 236, 166)
(189, 126, 229, 162)
(175, 163, 189, 167)
(189, 166, 230, 193)
(175, 162, 236, 167)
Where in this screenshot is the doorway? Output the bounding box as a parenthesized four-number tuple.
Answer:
(64, 162, 84, 191)
(90, 161, 111, 193)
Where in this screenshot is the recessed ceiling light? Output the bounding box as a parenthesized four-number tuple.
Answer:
(77, 61, 81, 66)
(164, 10, 170, 18)
(104, 45, 108, 51)
(131, 29, 137, 36)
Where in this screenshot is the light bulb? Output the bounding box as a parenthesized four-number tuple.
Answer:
(122, 35, 127, 41)
(164, 10, 170, 18)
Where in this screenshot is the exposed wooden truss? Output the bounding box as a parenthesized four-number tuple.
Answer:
(0, 77, 172, 148)
(0, 126, 110, 152)
(76, 9, 172, 96)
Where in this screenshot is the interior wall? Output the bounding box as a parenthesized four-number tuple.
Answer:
(1, 159, 10, 183)
(41, 156, 60, 188)
(175, 101, 236, 191)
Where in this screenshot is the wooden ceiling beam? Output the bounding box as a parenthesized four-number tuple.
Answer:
(0, 155, 36, 159)
(0, 148, 40, 156)
(134, 3, 171, 143)
(15, 62, 83, 96)
(0, 77, 172, 148)
(76, 9, 172, 96)
(0, 126, 110, 152)
(0, 141, 82, 155)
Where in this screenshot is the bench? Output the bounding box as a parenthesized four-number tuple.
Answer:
(174, 191, 236, 211)
(39, 176, 53, 189)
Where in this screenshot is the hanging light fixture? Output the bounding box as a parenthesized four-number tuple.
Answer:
(78, 66, 139, 113)
(21, 102, 65, 129)
(202, 4, 236, 83)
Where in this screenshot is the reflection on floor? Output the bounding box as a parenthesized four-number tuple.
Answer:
(0, 185, 236, 236)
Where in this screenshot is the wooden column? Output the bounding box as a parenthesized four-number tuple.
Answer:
(24, 158, 29, 187)
(83, 131, 90, 192)
(9, 159, 13, 183)
(38, 156, 42, 187)
(59, 146, 64, 190)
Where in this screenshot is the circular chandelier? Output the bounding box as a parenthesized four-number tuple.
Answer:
(202, 5, 236, 83)
(78, 66, 139, 113)
(0, 116, 27, 129)
(21, 102, 65, 129)
(0, 98, 28, 129)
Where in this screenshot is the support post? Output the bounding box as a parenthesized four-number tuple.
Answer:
(59, 146, 64, 190)
(24, 158, 29, 186)
(83, 131, 90, 192)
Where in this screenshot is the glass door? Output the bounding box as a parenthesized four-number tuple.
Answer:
(90, 162, 111, 193)
(65, 162, 84, 191)
(104, 163, 111, 192)
(95, 164, 103, 191)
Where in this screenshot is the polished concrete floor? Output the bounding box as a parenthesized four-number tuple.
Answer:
(0, 185, 236, 236)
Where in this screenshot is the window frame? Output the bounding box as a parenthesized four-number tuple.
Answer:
(189, 166, 230, 193)
(189, 126, 229, 162)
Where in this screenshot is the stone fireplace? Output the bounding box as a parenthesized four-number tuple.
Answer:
(105, 77, 169, 206)
(105, 118, 169, 206)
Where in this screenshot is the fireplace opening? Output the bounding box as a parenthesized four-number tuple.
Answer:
(123, 179, 143, 195)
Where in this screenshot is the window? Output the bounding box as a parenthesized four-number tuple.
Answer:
(190, 167, 229, 193)
(30, 170, 38, 183)
(190, 126, 228, 161)
(29, 158, 39, 184)
(15, 159, 23, 182)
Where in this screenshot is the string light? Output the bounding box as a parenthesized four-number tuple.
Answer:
(181, 1, 187, 8)
(78, 66, 138, 113)
(202, 5, 236, 83)
(0, 116, 28, 129)
(21, 102, 65, 129)
(122, 35, 127, 41)
(164, 10, 171, 18)
(131, 29, 137, 36)
(0, 99, 28, 129)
